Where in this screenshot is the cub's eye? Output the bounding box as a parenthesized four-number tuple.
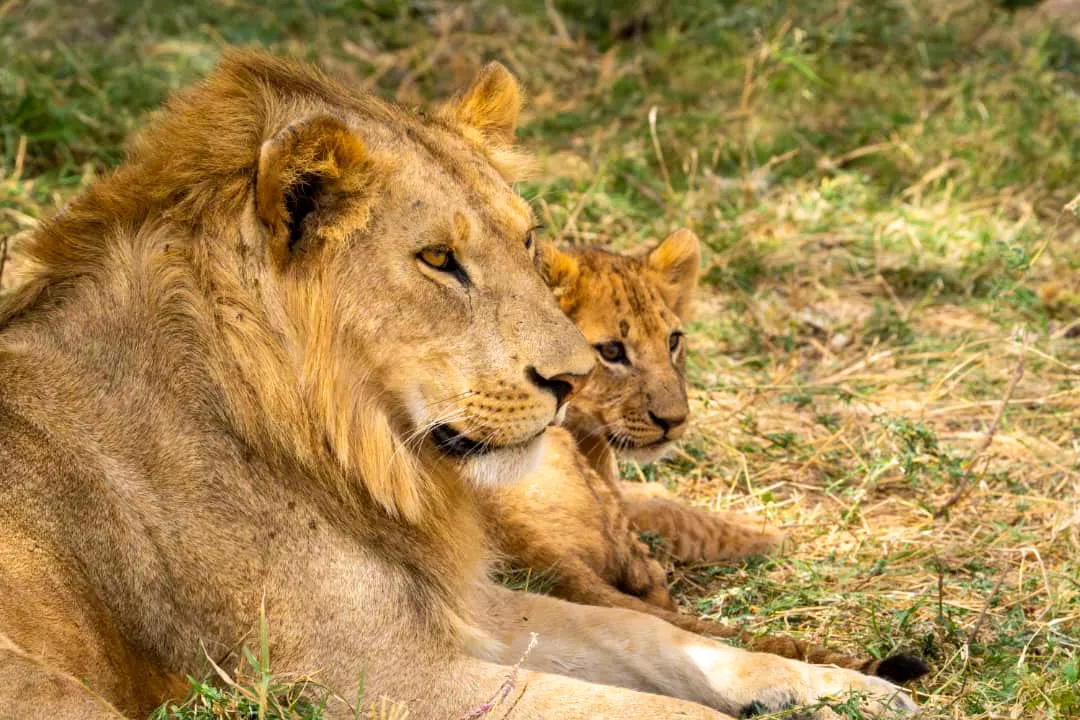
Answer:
(669, 330, 685, 354)
(595, 341, 629, 365)
(419, 246, 452, 270)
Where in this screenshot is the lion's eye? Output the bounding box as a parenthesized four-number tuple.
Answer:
(669, 330, 684, 354)
(418, 245, 470, 286)
(595, 341, 629, 365)
(525, 224, 544, 252)
(419, 246, 452, 270)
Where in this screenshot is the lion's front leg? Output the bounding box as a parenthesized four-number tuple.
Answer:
(473, 583, 917, 718)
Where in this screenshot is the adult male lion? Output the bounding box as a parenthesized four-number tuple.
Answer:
(0, 51, 916, 719)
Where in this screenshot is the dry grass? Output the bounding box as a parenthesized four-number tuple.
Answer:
(2, 0, 1078, 718)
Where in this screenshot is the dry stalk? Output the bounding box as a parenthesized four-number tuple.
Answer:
(456, 633, 538, 720)
(0, 235, 8, 289)
(967, 568, 1008, 645)
(648, 106, 674, 196)
(934, 335, 1028, 518)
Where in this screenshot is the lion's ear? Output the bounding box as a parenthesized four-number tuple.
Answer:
(646, 228, 700, 319)
(256, 115, 373, 268)
(441, 62, 523, 146)
(538, 242, 580, 306)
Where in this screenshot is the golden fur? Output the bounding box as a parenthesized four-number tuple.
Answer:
(481, 236, 927, 683)
(0, 51, 918, 719)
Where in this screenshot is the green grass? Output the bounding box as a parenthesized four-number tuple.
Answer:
(3, 1, 1079, 718)
(149, 614, 336, 720)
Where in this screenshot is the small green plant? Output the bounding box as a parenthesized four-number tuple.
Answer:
(149, 613, 333, 720)
(149, 612, 409, 720)
(877, 415, 964, 487)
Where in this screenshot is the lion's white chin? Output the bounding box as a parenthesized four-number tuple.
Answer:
(457, 433, 546, 488)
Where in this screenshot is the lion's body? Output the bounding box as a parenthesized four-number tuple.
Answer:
(0, 51, 918, 720)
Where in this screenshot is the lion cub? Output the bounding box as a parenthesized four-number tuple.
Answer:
(478, 229, 928, 684)
(479, 229, 779, 613)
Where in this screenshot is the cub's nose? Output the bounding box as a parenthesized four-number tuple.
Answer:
(527, 366, 590, 409)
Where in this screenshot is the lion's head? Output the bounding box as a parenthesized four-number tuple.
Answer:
(540, 230, 700, 463)
(14, 51, 594, 523)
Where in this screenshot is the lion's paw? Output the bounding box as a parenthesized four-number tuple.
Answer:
(803, 667, 918, 718)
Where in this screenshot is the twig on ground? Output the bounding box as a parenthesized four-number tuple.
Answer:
(934, 334, 1028, 518)
(967, 568, 1008, 645)
(0, 235, 8, 289)
(556, 174, 603, 244)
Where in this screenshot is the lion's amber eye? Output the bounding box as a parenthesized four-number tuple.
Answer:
(595, 341, 629, 365)
(418, 245, 470, 287)
(669, 330, 684, 354)
(419, 246, 452, 270)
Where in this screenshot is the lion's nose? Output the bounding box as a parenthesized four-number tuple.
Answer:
(527, 366, 589, 409)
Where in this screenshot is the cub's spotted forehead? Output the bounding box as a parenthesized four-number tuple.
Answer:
(571, 252, 679, 339)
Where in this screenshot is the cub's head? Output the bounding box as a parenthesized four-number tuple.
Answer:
(146, 52, 595, 517)
(540, 230, 700, 463)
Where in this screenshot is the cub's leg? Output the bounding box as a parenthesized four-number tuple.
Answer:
(474, 584, 917, 719)
(0, 634, 126, 720)
(621, 481, 784, 563)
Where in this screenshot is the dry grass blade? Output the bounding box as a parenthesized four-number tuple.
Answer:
(0, 235, 8, 290)
(934, 334, 1028, 518)
(455, 633, 538, 720)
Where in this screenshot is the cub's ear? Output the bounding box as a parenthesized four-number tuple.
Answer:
(537, 242, 580, 308)
(439, 62, 523, 146)
(646, 228, 700, 319)
(256, 115, 377, 268)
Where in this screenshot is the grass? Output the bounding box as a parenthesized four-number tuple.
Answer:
(148, 615, 336, 720)
(2, 0, 1079, 718)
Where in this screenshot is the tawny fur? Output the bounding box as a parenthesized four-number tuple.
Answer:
(0, 51, 918, 720)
